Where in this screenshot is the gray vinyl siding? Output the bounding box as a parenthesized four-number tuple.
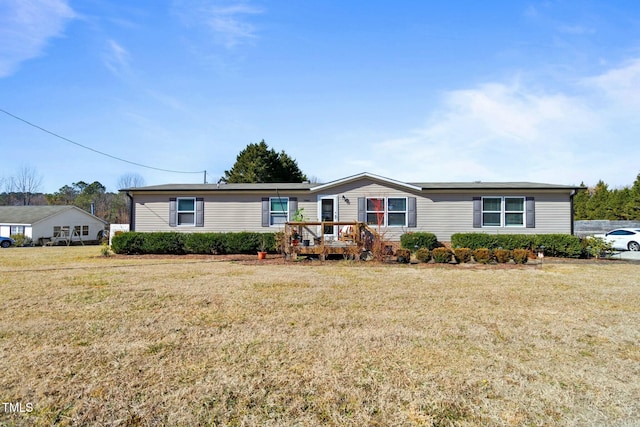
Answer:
(133, 193, 313, 233)
(320, 180, 422, 241)
(418, 192, 571, 242)
(317, 181, 572, 242)
(130, 180, 574, 242)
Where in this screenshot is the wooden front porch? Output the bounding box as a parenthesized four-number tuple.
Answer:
(283, 221, 378, 260)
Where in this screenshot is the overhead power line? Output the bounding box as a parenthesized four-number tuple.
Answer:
(0, 108, 205, 175)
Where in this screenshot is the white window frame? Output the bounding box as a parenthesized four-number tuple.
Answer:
(269, 197, 289, 226)
(365, 196, 408, 227)
(53, 226, 70, 236)
(366, 197, 385, 227)
(73, 225, 89, 236)
(387, 197, 408, 227)
(177, 197, 196, 226)
(10, 225, 25, 235)
(481, 196, 525, 228)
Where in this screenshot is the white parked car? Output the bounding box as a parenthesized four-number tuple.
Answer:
(596, 228, 640, 251)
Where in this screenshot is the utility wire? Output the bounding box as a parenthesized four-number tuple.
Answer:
(0, 108, 205, 174)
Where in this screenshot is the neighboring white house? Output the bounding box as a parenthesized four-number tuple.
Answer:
(0, 206, 107, 245)
(121, 172, 583, 242)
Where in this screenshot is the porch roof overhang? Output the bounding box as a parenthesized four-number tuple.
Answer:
(310, 172, 422, 192)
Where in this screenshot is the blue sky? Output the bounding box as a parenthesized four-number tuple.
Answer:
(2, 0, 640, 193)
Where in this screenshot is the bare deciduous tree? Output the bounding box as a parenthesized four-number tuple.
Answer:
(114, 173, 146, 225)
(9, 165, 43, 205)
(117, 173, 146, 189)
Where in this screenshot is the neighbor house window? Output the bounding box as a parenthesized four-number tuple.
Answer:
(365, 197, 408, 227)
(482, 197, 525, 227)
(177, 197, 196, 226)
(270, 197, 289, 225)
(53, 226, 70, 236)
(10, 225, 25, 235)
(73, 225, 89, 236)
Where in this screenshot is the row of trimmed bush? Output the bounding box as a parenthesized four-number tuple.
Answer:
(401, 232, 583, 258)
(111, 231, 583, 259)
(403, 247, 530, 264)
(111, 231, 276, 255)
(450, 233, 583, 258)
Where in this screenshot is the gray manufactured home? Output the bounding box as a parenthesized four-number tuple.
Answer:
(122, 172, 581, 242)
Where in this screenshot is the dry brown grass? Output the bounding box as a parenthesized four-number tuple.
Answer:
(1, 246, 639, 426)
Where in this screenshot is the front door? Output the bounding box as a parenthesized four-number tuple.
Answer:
(319, 196, 338, 238)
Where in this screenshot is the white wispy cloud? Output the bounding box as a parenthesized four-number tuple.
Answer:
(0, 0, 76, 77)
(206, 3, 262, 48)
(102, 39, 131, 78)
(173, 0, 263, 49)
(583, 58, 640, 110)
(358, 60, 640, 187)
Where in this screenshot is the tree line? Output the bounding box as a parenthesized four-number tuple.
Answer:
(573, 174, 640, 220)
(0, 168, 146, 224)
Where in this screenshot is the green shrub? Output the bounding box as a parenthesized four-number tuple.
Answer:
(493, 248, 512, 263)
(512, 249, 529, 264)
(453, 248, 472, 263)
(184, 233, 225, 254)
(431, 247, 452, 263)
(100, 243, 111, 257)
(400, 232, 439, 251)
(451, 233, 502, 250)
(581, 236, 614, 258)
(533, 234, 582, 258)
(111, 232, 146, 254)
(233, 232, 274, 253)
(10, 234, 31, 247)
(415, 248, 431, 263)
(142, 232, 187, 254)
(451, 233, 583, 258)
(111, 231, 276, 255)
(222, 232, 259, 254)
(452, 233, 535, 250)
(395, 248, 411, 263)
(472, 248, 493, 264)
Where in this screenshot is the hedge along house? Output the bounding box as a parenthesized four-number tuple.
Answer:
(0, 205, 108, 245)
(121, 172, 582, 244)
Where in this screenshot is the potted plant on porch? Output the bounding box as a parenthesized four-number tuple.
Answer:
(291, 208, 305, 246)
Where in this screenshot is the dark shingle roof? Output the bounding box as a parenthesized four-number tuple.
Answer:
(121, 182, 315, 192)
(121, 172, 584, 193)
(123, 181, 582, 193)
(408, 182, 582, 190)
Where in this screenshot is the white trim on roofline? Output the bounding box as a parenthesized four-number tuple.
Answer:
(310, 172, 422, 192)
